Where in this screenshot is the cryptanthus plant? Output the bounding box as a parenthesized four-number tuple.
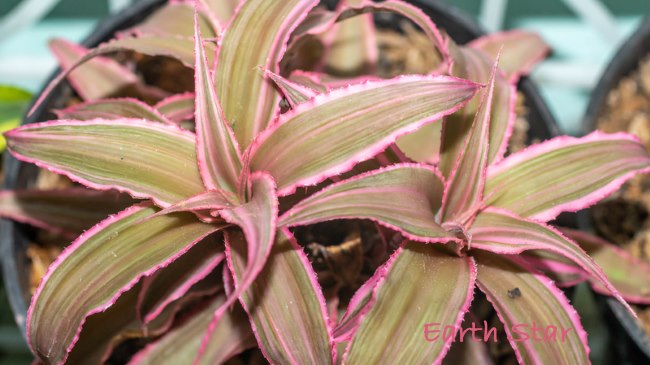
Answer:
(3, 0, 650, 364)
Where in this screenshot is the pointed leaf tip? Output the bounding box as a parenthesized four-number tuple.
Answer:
(442, 57, 499, 225)
(194, 6, 243, 195)
(215, 0, 321, 148)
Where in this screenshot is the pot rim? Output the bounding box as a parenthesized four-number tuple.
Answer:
(582, 16, 650, 134)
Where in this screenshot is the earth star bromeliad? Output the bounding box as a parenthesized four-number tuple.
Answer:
(2, 0, 650, 364)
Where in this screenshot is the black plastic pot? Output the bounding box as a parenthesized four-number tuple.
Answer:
(0, 0, 558, 340)
(581, 17, 650, 364)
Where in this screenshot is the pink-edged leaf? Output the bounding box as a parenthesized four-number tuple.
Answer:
(29, 36, 213, 115)
(362, 0, 449, 69)
(0, 188, 132, 238)
(214, 0, 321, 148)
(195, 173, 278, 362)
(263, 69, 318, 108)
(155, 92, 195, 124)
(441, 59, 498, 224)
(49, 38, 139, 101)
(27, 204, 225, 363)
(319, 74, 383, 89)
(149, 190, 236, 218)
(95, 35, 212, 68)
(194, 13, 242, 195)
(485, 131, 650, 221)
(129, 293, 255, 365)
(237, 148, 252, 203)
(279, 164, 451, 242)
(226, 229, 334, 365)
(288, 0, 450, 71)
(395, 122, 442, 164)
(55, 98, 173, 124)
(344, 242, 476, 364)
(199, 0, 240, 27)
(332, 249, 394, 342)
(62, 281, 155, 364)
(119, 2, 217, 39)
(289, 70, 329, 93)
(562, 228, 650, 304)
(250, 75, 480, 196)
(470, 207, 635, 315)
(138, 238, 225, 325)
(66, 237, 223, 364)
(220, 173, 277, 277)
(5, 119, 205, 207)
(287, 70, 381, 91)
(469, 30, 550, 82)
(522, 251, 589, 288)
(475, 252, 590, 365)
(322, 0, 377, 75)
(439, 44, 516, 176)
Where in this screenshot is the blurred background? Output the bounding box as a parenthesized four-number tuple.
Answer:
(0, 0, 648, 362)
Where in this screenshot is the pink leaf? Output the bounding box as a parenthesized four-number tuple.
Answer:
(475, 252, 590, 365)
(5, 119, 205, 207)
(130, 293, 255, 365)
(0, 188, 132, 238)
(279, 164, 451, 242)
(250, 75, 480, 196)
(29, 36, 214, 116)
(321, 0, 378, 75)
(343, 242, 476, 364)
(263, 68, 318, 108)
(196, 172, 279, 362)
(332, 246, 400, 342)
(214, 0, 321, 148)
(470, 207, 636, 316)
(55, 97, 173, 124)
(49, 39, 139, 101)
(485, 131, 650, 221)
(147, 190, 237, 219)
(194, 9, 243, 195)
(27, 204, 225, 363)
(138, 240, 225, 325)
(441, 58, 499, 225)
(562, 228, 650, 304)
(224, 229, 334, 364)
(155, 92, 195, 124)
(469, 30, 550, 83)
(439, 45, 516, 175)
(118, 2, 218, 39)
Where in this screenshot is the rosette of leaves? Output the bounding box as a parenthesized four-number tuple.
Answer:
(3, 1, 650, 364)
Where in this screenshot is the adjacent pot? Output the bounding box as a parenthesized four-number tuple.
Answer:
(582, 17, 650, 363)
(0, 0, 559, 341)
